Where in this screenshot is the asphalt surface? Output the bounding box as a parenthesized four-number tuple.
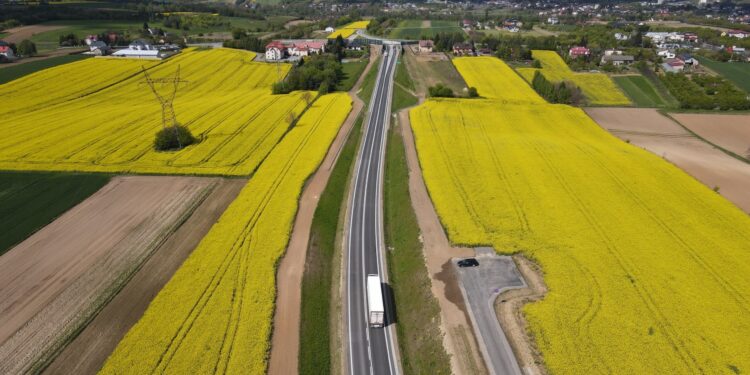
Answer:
(455, 247, 526, 375)
(345, 43, 400, 375)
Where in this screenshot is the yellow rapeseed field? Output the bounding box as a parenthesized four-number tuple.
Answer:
(452, 57, 545, 104)
(516, 50, 631, 106)
(100, 93, 352, 375)
(327, 20, 370, 39)
(410, 58, 750, 373)
(0, 48, 319, 176)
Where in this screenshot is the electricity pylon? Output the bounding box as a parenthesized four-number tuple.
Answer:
(141, 65, 189, 148)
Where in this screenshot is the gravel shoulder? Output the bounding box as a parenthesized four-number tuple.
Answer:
(587, 108, 750, 213)
(43, 177, 245, 375)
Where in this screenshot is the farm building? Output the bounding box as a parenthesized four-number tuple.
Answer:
(418, 40, 434, 53)
(111, 40, 179, 59)
(89, 41, 111, 56)
(288, 41, 325, 57)
(601, 54, 634, 66)
(0, 41, 14, 59)
(724, 30, 748, 39)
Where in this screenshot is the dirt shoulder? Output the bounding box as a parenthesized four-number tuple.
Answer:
(587, 108, 750, 213)
(267, 46, 379, 375)
(42, 177, 244, 375)
(494, 256, 549, 375)
(398, 107, 487, 375)
(0, 176, 218, 374)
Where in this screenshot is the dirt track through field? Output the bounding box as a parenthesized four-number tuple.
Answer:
(0, 176, 218, 374)
(2, 25, 65, 44)
(670, 113, 750, 160)
(44, 178, 245, 375)
(267, 46, 379, 375)
(588, 108, 750, 213)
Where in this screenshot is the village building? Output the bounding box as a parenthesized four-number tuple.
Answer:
(452, 42, 473, 56)
(111, 39, 179, 59)
(0, 41, 15, 59)
(568, 46, 590, 57)
(725, 30, 748, 39)
(418, 40, 434, 53)
(662, 58, 685, 73)
(265, 41, 287, 61)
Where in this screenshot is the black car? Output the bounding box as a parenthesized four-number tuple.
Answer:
(457, 258, 479, 268)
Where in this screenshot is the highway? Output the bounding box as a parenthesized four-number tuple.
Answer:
(345, 43, 400, 375)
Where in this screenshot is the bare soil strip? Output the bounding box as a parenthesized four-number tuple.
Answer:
(587, 108, 750, 213)
(670, 113, 750, 161)
(43, 178, 245, 375)
(399, 108, 488, 375)
(494, 256, 549, 375)
(267, 46, 379, 375)
(0, 176, 218, 374)
(2, 25, 65, 44)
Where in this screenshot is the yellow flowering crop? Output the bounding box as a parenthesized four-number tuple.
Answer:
(99, 93, 352, 375)
(517, 50, 631, 106)
(0, 48, 311, 176)
(410, 59, 750, 373)
(327, 20, 370, 39)
(453, 57, 546, 104)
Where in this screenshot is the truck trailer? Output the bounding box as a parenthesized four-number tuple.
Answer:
(366, 274, 385, 328)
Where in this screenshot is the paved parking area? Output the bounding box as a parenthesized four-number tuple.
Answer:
(454, 247, 525, 375)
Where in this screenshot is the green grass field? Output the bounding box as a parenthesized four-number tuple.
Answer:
(698, 57, 750, 93)
(0, 171, 110, 255)
(392, 57, 418, 112)
(384, 119, 451, 375)
(0, 54, 90, 85)
(337, 58, 368, 91)
(388, 20, 462, 40)
(613, 75, 672, 107)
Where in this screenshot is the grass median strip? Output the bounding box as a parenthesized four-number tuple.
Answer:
(299, 114, 363, 375)
(384, 119, 451, 375)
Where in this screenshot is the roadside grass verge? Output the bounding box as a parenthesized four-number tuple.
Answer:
(359, 56, 382, 104)
(613, 75, 670, 108)
(0, 54, 90, 85)
(0, 171, 110, 255)
(338, 59, 369, 92)
(392, 56, 418, 113)
(298, 114, 363, 375)
(384, 119, 451, 375)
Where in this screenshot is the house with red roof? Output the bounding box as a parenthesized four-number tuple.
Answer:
(568, 46, 590, 58)
(265, 41, 287, 61)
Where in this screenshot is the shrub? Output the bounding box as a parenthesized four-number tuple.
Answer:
(428, 83, 454, 98)
(154, 125, 197, 151)
(467, 86, 479, 98)
(17, 40, 36, 57)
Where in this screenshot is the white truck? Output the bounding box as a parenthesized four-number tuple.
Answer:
(366, 274, 385, 328)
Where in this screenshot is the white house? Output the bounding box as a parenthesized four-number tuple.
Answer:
(725, 30, 748, 39)
(265, 41, 287, 60)
(89, 40, 111, 56)
(325, 26, 335, 33)
(614, 32, 630, 41)
(547, 17, 559, 25)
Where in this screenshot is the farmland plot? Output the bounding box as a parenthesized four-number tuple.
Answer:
(453, 57, 545, 104)
(100, 93, 351, 375)
(0, 176, 217, 374)
(0, 48, 311, 176)
(671, 113, 750, 160)
(328, 20, 370, 39)
(516, 50, 631, 106)
(410, 58, 750, 374)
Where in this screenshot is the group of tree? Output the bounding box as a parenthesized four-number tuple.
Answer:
(660, 72, 750, 110)
(59, 33, 83, 47)
(272, 54, 343, 95)
(431, 32, 467, 52)
(531, 71, 583, 105)
(428, 83, 455, 98)
(222, 35, 264, 52)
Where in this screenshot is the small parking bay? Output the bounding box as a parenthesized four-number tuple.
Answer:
(454, 247, 525, 375)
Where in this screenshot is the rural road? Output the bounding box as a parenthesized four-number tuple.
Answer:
(455, 247, 525, 375)
(345, 43, 400, 375)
